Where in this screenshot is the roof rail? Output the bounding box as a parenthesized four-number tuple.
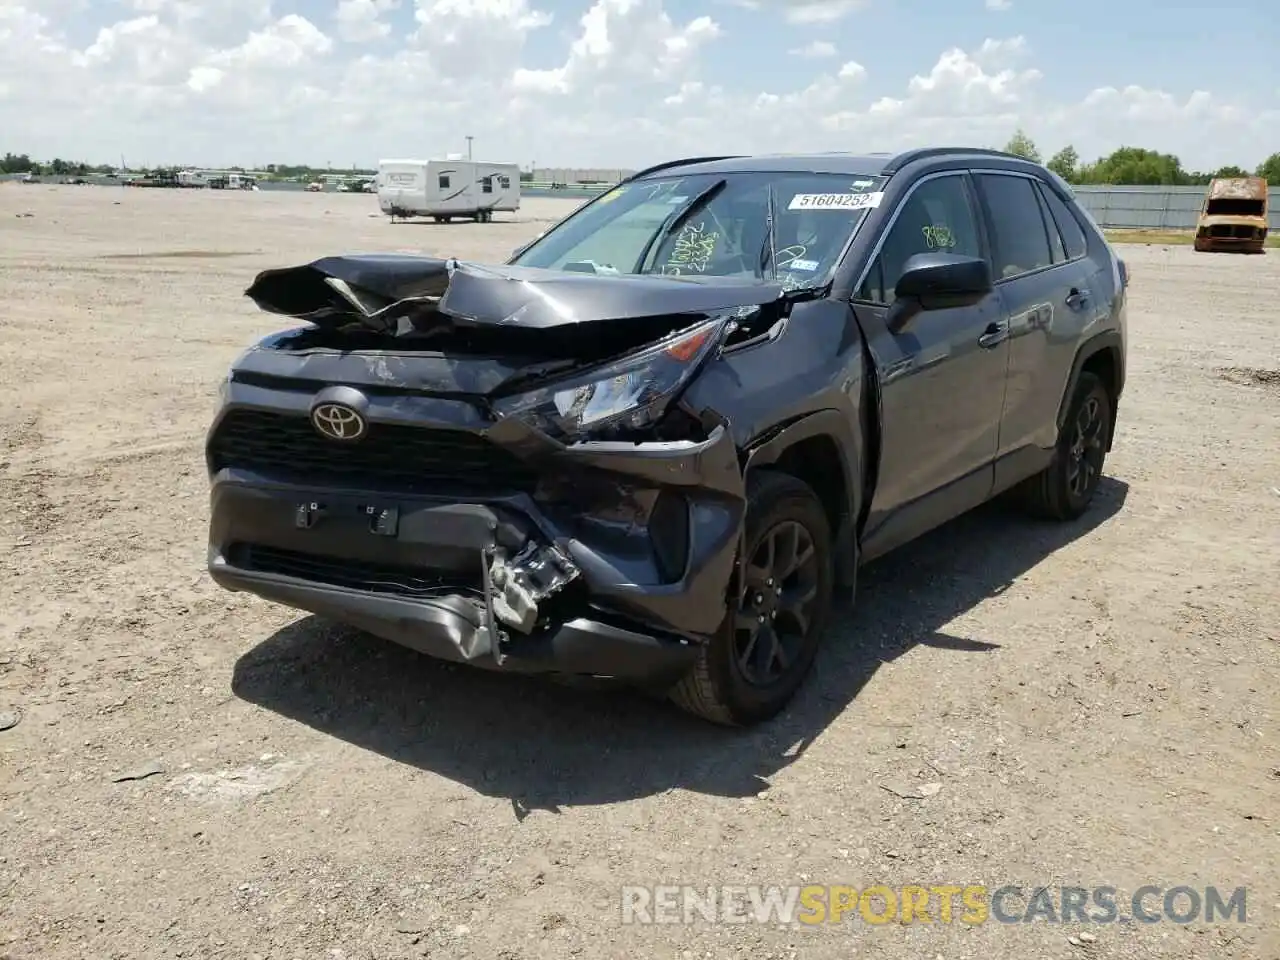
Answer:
(623, 155, 746, 183)
(882, 146, 1037, 175)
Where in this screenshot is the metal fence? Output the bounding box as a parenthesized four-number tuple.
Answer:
(532, 167, 636, 186)
(1072, 185, 1279, 231)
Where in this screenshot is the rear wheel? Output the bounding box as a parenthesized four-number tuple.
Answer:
(670, 470, 834, 726)
(1016, 371, 1111, 521)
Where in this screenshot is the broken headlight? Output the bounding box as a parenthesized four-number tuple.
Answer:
(494, 317, 726, 441)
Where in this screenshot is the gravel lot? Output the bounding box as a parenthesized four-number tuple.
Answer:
(1, 185, 1277, 960)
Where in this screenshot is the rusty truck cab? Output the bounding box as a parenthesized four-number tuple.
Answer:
(1195, 176, 1269, 253)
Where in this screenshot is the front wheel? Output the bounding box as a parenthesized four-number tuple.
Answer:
(670, 470, 834, 726)
(1016, 371, 1111, 521)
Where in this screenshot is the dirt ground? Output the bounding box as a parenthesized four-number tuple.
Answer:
(1, 185, 1277, 960)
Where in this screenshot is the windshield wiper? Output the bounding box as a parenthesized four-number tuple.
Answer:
(632, 178, 728, 274)
(758, 182, 779, 281)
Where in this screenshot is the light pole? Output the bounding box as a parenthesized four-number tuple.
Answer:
(465, 136, 473, 160)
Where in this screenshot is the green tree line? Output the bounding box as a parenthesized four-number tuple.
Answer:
(1, 153, 116, 177)
(0, 154, 378, 180)
(1002, 129, 1280, 186)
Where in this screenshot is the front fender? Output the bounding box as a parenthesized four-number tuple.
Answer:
(743, 408, 864, 590)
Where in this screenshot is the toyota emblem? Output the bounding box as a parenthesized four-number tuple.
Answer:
(311, 402, 367, 441)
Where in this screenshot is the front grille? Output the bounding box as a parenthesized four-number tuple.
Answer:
(227, 542, 481, 598)
(209, 409, 538, 493)
(1208, 224, 1260, 239)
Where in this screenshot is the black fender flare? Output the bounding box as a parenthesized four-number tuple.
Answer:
(1056, 329, 1125, 450)
(742, 408, 863, 590)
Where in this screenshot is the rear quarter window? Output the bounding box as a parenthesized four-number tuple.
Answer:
(1037, 182, 1088, 260)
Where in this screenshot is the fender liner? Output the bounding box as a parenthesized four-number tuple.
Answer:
(742, 408, 863, 592)
(1056, 329, 1125, 452)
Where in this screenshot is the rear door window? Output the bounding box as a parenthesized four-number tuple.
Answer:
(977, 174, 1053, 280)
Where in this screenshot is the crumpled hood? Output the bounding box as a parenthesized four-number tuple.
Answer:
(244, 254, 788, 333)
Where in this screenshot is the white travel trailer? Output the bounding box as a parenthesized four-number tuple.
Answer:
(376, 158, 521, 223)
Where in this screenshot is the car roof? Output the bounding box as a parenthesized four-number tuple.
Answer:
(632, 147, 1046, 182)
(644, 153, 895, 178)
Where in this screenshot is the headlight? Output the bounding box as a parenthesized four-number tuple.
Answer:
(493, 317, 727, 441)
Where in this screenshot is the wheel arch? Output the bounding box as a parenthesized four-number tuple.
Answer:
(1058, 330, 1124, 452)
(742, 409, 863, 590)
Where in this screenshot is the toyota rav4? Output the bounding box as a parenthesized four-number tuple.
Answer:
(205, 147, 1128, 726)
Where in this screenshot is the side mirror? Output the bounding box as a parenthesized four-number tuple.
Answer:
(888, 253, 992, 332)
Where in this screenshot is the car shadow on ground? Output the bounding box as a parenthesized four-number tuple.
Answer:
(231, 478, 1128, 814)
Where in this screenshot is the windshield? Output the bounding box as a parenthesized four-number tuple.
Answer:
(1205, 198, 1265, 218)
(510, 171, 888, 288)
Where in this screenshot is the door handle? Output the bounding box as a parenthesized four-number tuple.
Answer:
(1066, 287, 1090, 308)
(978, 321, 1009, 349)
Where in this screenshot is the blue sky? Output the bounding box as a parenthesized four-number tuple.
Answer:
(3, 0, 1277, 169)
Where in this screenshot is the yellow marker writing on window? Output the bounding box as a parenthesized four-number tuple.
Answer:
(922, 225, 956, 249)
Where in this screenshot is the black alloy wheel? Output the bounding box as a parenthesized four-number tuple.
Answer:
(1066, 391, 1106, 502)
(732, 520, 821, 687)
(670, 469, 834, 726)
(1018, 371, 1112, 521)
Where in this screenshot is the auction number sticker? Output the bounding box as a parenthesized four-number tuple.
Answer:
(788, 191, 884, 211)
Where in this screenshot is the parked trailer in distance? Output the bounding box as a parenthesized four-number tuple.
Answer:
(1194, 176, 1269, 253)
(376, 158, 521, 223)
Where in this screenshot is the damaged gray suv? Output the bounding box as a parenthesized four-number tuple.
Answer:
(206, 147, 1128, 726)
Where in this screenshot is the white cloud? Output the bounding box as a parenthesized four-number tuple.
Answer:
(334, 0, 400, 42)
(208, 15, 334, 70)
(415, 0, 553, 85)
(789, 40, 836, 58)
(186, 65, 223, 92)
(719, 0, 866, 21)
(0, 7, 1275, 173)
(784, 0, 866, 22)
(512, 0, 718, 96)
(986, 0, 1013, 10)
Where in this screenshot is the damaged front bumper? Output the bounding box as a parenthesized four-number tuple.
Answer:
(207, 398, 746, 683)
(208, 506, 703, 681)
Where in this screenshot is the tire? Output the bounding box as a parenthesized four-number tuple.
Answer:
(1017, 371, 1111, 521)
(669, 469, 834, 726)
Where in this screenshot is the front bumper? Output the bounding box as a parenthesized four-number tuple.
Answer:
(1198, 236, 1266, 248)
(206, 390, 746, 681)
(210, 545, 702, 681)
(1197, 223, 1268, 249)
